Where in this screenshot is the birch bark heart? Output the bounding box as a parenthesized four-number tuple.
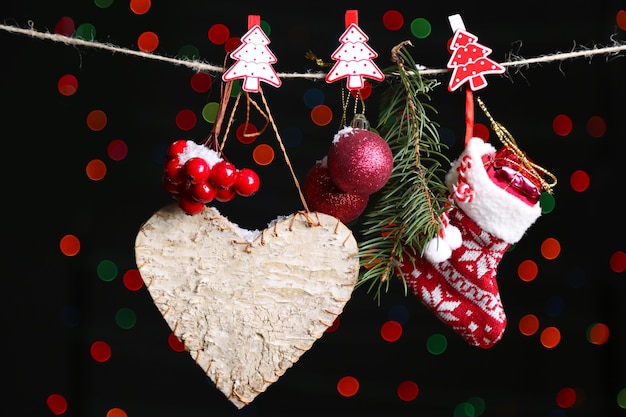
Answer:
(134, 204, 359, 409)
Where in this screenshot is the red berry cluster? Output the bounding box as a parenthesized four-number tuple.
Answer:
(162, 140, 260, 215)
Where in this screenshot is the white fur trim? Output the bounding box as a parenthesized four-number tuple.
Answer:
(424, 236, 452, 264)
(445, 137, 541, 244)
(443, 225, 462, 250)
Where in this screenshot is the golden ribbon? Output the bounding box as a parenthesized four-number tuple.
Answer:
(476, 96, 557, 194)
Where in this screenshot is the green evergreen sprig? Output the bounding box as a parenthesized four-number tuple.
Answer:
(356, 41, 452, 303)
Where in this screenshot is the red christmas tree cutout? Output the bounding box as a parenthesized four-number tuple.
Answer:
(325, 10, 384, 91)
(446, 29, 505, 92)
(222, 15, 282, 93)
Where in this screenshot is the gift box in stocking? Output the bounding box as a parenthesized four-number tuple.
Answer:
(397, 137, 545, 348)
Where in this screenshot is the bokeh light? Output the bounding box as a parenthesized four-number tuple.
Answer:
(168, 332, 185, 352)
(86, 109, 107, 131)
(556, 387, 577, 408)
(609, 250, 626, 273)
(58, 74, 78, 96)
(90, 340, 112, 362)
(176, 109, 197, 130)
(616, 9, 626, 31)
(106, 408, 128, 417)
(541, 237, 561, 260)
(46, 393, 68, 415)
(410, 18, 432, 38)
(617, 387, 626, 409)
(473, 123, 490, 141)
(97, 259, 118, 282)
(93, 0, 114, 8)
(540, 192, 556, 214)
(517, 259, 538, 282)
(60, 234, 80, 257)
(540, 326, 561, 348)
(86, 159, 107, 181)
(382, 10, 404, 31)
(311, 104, 333, 126)
(107, 139, 128, 161)
(202, 102, 220, 123)
(326, 317, 340, 333)
(123, 269, 144, 291)
(426, 333, 448, 355)
(586, 115, 606, 138)
(587, 322, 610, 345)
(208, 23, 230, 45)
(397, 380, 419, 401)
(337, 376, 359, 397)
(381, 320, 402, 342)
(137, 31, 159, 52)
(552, 114, 573, 136)
(252, 144, 274, 165)
(570, 169, 590, 192)
(303, 88, 325, 109)
(519, 314, 540, 336)
(75, 23, 96, 41)
(190, 72, 213, 93)
(115, 307, 137, 330)
(236, 123, 258, 144)
(54, 16, 75, 36)
(130, 0, 151, 15)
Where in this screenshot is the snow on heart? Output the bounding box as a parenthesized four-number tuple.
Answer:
(134, 204, 359, 409)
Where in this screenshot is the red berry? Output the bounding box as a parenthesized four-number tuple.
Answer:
(178, 194, 205, 215)
(234, 168, 260, 197)
(184, 157, 210, 184)
(190, 181, 218, 203)
(167, 139, 188, 159)
(215, 186, 237, 202)
(209, 160, 238, 189)
(163, 175, 182, 194)
(164, 158, 185, 185)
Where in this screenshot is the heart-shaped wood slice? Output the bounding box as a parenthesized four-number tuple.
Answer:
(135, 204, 359, 409)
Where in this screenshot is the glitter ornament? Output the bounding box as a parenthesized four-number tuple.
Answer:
(303, 158, 369, 224)
(327, 126, 393, 195)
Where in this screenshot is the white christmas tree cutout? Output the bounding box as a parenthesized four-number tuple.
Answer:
(222, 15, 282, 92)
(325, 10, 384, 91)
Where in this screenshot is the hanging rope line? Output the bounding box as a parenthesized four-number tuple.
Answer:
(1, 22, 625, 78)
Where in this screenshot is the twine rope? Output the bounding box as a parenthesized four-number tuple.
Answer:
(1, 23, 625, 78)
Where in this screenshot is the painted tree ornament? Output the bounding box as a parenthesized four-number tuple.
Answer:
(222, 15, 281, 92)
(326, 127, 393, 195)
(135, 205, 359, 408)
(303, 158, 369, 224)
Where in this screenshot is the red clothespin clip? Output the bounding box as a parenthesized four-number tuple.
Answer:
(222, 14, 282, 92)
(325, 10, 385, 90)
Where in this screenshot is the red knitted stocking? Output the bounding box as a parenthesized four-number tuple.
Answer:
(397, 137, 544, 349)
(397, 206, 510, 348)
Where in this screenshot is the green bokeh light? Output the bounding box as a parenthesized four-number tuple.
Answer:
(93, 0, 114, 8)
(115, 307, 137, 330)
(426, 333, 448, 355)
(75, 23, 96, 41)
(540, 192, 556, 214)
(454, 401, 475, 417)
(97, 260, 118, 282)
(467, 397, 486, 416)
(202, 102, 220, 123)
(178, 44, 200, 60)
(616, 388, 626, 409)
(410, 18, 432, 39)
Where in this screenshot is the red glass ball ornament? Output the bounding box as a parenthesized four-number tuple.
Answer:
(302, 160, 369, 224)
(327, 128, 393, 195)
(234, 168, 260, 197)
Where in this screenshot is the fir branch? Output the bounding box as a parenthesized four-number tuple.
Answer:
(356, 42, 452, 304)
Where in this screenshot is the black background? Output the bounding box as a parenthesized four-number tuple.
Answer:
(2, 1, 625, 416)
